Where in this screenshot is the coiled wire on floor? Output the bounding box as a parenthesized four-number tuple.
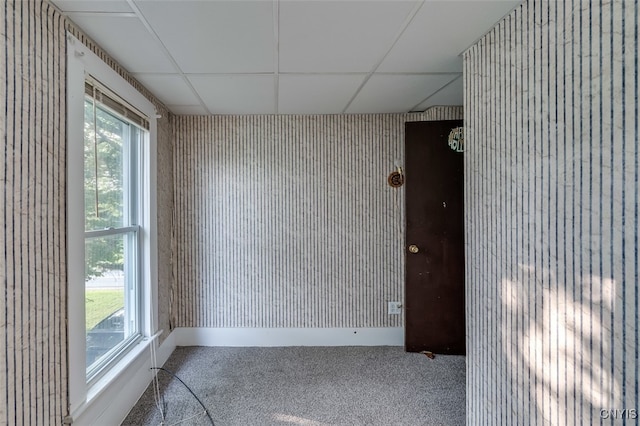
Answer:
(150, 367, 215, 425)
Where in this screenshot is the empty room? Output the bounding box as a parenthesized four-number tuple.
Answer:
(1, 0, 639, 424)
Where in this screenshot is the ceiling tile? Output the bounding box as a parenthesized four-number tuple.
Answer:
(133, 74, 200, 106)
(416, 76, 463, 110)
(279, 1, 417, 73)
(378, 1, 521, 73)
(67, 14, 176, 73)
(166, 105, 209, 115)
(135, 0, 275, 73)
(52, 0, 132, 13)
(278, 74, 366, 114)
(347, 74, 458, 114)
(188, 75, 275, 114)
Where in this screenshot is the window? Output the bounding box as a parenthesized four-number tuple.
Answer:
(67, 34, 158, 416)
(83, 80, 147, 380)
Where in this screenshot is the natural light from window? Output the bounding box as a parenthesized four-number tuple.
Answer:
(83, 89, 146, 380)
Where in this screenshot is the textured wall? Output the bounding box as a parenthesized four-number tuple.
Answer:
(172, 109, 462, 328)
(0, 1, 173, 423)
(155, 108, 174, 340)
(464, 0, 639, 424)
(1, 2, 67, 423)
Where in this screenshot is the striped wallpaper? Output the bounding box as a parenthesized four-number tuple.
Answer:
(1, 1, 174, 423)
(464, 0, 639, 424)
(172, 109, 462, 328)
(1, 2, 67, 424)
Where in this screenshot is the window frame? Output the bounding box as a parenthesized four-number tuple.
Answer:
(83, 94, 145, 383)
(67, 33, 158, 416)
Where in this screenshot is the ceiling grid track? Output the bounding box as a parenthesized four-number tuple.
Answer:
(408, 73, 462, 112)
(54, 0, 521, 114)
(125, 0, 212, 114)
(341, 0, 425, 114)
(273, 0, 280, 114)
(66, 11, 137, 18)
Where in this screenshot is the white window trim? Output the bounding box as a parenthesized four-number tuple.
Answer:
(66, 33, 158, 417)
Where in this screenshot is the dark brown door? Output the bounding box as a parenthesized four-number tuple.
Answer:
(404, 120, 465, 355)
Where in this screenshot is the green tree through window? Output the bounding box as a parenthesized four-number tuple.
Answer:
(84, 99, 127, 279)
(83, 96, 143, 375)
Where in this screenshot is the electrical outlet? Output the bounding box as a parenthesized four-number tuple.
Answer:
(388, 301, 402, 315)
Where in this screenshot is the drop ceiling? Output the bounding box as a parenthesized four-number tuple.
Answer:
(52, 0, 521, 115)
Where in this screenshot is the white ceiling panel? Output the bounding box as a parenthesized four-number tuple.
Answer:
(378, 1, 521, 72)
(188, 75, 275, 114)
(60, 0, 521, 114)
(52, 0, 132, 13)
(135, 0, 275, 73)
(347, 74, 459, 114)
(133, 74, 200, 106)
(279, 1, 417, 73)
(416, 76, 463, 110)
(166, 105, 209, 115)
(279, 74, 366, 114)
(67, 14, 176, 73)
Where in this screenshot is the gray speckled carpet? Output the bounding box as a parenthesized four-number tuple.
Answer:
(122, 346, 465, 426)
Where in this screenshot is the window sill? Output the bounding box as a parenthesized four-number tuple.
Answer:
(70, 331, 162, 424)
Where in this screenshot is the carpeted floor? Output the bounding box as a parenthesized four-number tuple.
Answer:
(123, 346, 465, 426)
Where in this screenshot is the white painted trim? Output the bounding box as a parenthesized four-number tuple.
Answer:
(68, 34, 155, 115)
(66, 32, 159, 415)
(69, 328, 401, 423)
(66, 33, 88, 413)
(174, 327, 404, 347)
(72, 331, 176, 426)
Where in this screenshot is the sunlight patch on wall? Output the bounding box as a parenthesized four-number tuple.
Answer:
(465, 1, 639, 423)
(501, 266, 620, 424)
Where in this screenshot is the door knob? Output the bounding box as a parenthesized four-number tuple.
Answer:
(408, 244, 419, 254)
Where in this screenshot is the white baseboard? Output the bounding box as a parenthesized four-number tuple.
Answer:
(70, 327, 403, 424)
(174, 327, 404, 347)
(73, 330, 176, 426)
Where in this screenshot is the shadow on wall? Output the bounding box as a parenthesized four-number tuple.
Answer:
(500, 265, 619, 423)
